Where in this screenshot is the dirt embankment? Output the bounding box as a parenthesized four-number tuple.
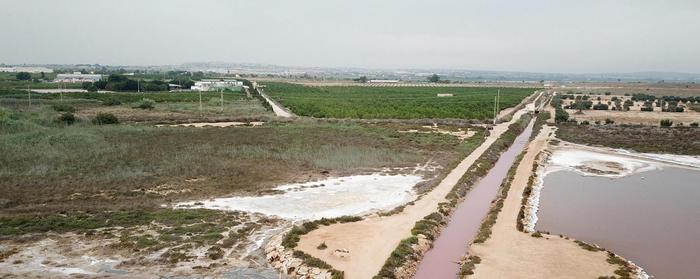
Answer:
(294, 104, 535, 279)
(465, 125, 623, 278)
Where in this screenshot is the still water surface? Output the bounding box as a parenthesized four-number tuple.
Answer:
(537, 167, 700, 279)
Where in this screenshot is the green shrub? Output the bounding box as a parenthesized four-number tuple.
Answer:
(56, 112, 77, 125)
(691, 122, 699, 127)
(51, 104, 75, 113)
(132, 98, 155, 110)
(604, 118, 614, 125)
(206, 246, 224, 260)
(92, 113, 119, 125)
(660, 119, 673, 127)
(102, 98, 122, 106)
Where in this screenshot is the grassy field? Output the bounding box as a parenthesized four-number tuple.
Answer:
(262, 82, 534, 120)
(0, 72, 83, 90)
(0, 89, 273, 123)
(0, 103, 479, 215)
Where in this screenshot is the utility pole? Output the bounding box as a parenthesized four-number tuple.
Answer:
(495, 89, 500, 123)
(199, 90, 203, 116)
(58, 82, 63, 103)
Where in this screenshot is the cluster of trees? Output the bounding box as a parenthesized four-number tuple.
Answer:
(81, 74, 196, 92)
(551, 96, 569, 123)
(15, 72, 32, 80)
(592, 103, 609, 110)
(353, 76, 368, 83)
(559, 93, 696, 113)
(427, 74, 440, 83)
(632, 93, 700, 104)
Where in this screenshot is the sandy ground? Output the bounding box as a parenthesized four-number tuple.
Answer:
(399, 126, 476, 141)
(296, 96, 538, 279)
(177, 173, 424, 220)
(466, 125, 619, 278)
(156, 121, 265, 127)
(253, 81, 295, 118)
(0, 215, 284, 279)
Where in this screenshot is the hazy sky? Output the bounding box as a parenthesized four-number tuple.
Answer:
(2, 0, 699, 73)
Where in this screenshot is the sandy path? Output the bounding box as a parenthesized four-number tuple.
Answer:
(260, 90, 294, 118)
(252, 81, 295, 118)
(466, 125, 618, 279)
(297, 97, 538, 279)
(497, 91, 542, 120)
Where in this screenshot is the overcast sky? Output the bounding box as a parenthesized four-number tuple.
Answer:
(2, 0, 699, 73)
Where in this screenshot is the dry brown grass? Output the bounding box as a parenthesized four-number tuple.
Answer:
(557, 123, 700, 155)
(0, 106, 474, 215)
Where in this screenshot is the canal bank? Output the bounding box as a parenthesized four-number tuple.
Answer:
(465, 125, 623, 279)
(413, 120, 535, 278)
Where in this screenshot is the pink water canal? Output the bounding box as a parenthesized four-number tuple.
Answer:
(413, 120, 534, 279)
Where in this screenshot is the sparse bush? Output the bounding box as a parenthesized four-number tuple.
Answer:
(459, 255, 482, 276)
(102, 98, 122, 106)
(691, 122, 699, 127)
(15, 72, 31, 80)
(132, 98, 155, 110)
(56, 112, 76, 125)
(660, 119, 673, 127)
(206, 246, 224, 260)
(51, 104, 75, 113)
(593, 103, 609, 110)
(92, 113, 119, 125)
(604, 118, 614, 125)
(317, 242, 327, 250)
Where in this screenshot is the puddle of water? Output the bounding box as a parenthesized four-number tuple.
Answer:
(177, 174, 423, 220)
(536, 167, 700, 279)
(547, 148, 659, 177)
(413, 120, 534, 279)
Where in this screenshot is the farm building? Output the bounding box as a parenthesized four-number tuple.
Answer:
(54, 72, 102, 83)
(369, 79, 400, 83)
(191, 79, 244, 91)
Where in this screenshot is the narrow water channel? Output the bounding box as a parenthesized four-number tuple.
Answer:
(413, 120, 534, 279)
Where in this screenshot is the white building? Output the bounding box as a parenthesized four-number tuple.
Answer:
(369, 79, 400, 83)
(190, 79, 244, 91)
(54, 72, 102, 83)
(0, 66, 54, 73)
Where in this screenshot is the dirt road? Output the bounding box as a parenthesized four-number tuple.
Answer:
(297, 96, 538, 279)
(252, 81, 295, 118)
(466, 125, 618, 278)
